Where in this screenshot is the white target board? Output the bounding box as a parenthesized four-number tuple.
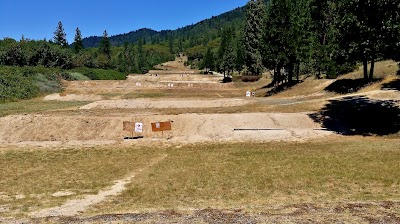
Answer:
(135, 122, 143, 133)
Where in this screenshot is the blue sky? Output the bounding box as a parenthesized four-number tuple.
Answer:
(0, 0, 248, 43)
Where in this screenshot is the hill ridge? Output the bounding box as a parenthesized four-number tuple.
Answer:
(81, 6, 245, 48)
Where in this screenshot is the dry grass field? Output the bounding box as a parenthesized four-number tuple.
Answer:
(0, 58, 399, 223)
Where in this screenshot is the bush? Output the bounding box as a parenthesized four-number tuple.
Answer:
(69, 68, 127, 80)
(34, 73, 62, 93)
(0, 67, 40, 102)
(240, 75, 262, 82)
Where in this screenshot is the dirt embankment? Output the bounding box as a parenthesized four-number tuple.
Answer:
(0, 113, 331, 147)
(79, 98, 252, 110)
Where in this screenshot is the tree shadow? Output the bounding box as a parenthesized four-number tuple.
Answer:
(325, 78, 382, 94)
(382, 79, 400, 91)
(258, 81, 275, 90)
(309, 96, 400, 136)
(265, 80, 303, 97)
(221, 76, 232, 83)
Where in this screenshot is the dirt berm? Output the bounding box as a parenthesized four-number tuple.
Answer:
(0, 113, 331, 146)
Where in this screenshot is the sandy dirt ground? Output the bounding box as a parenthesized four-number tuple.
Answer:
(0, 113, 332, 147)
(79, 98, 252, 109)
(5, 57, 400, 148)
(44, 93, 103, 101)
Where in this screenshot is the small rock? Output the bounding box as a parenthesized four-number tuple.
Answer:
(0, 206, 9, 213)
(15, 194, 25, 200)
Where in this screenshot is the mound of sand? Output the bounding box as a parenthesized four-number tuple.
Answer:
(0, 113, 332, 147)
(79, 98, 252, 110)
(44, 93, 102, 101)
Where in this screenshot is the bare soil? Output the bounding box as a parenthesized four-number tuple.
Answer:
(0, 57, 399, 222)
(0, 113, 332, 147)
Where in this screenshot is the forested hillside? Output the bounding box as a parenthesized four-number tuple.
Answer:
(81, 6, 246, 49)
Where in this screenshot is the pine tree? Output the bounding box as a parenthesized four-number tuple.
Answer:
(235, 33, 245, 74)
(288, 0, 314, 82)
(53, 21, 68, 47)
(218, 26, 236, 76)
(178, 38, 184, 52)
(262, 0, 291, 84)
(244, 0, 266, 76)
(73, 27, 84, 53)
(168, 37, 174, 54)
(263, 0, 314, 84)
(99, 30, 111, 58)
(136, 38, 145, 73)
(203, 46, 214, 72)
(125, 43, 136, 73)
(336, 0, 400, 80)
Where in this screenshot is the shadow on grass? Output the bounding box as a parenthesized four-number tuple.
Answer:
(257, 81, 275, 90)
(325, 78, 382, 94)
(382, 79, 400, 91)
(309, 96, 400, 136)
(265, 81, 303, 97)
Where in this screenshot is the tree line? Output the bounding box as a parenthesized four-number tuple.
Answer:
(0, 21, 174, 74)
(192, 0, 400, 84)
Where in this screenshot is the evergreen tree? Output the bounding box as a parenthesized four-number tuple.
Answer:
(336, 0, 400, 80)
(203, 46, 214, 72)
(235, 32, 245, 74)
(288, 0, 314, 82)
(262, 0, 291, 84)
(310, 0, 337, 78)
(218, 26, 236, 76)
(168, 37, 174, 54)
(244, 0, 266, 76)
(73, 27, 84, 53)
(99, 30, 111, 58)
(178, 38, 184, 52)
(53, 21, 68, 47)
(125, 43, 136, 73)
(116, 51, 125, 72)
(136, 38, 145, 73)
(263, 0, 314, 84)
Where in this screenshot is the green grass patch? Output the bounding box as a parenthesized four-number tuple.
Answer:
(0, 99, 89, 117)
(69, 67, 127, 80)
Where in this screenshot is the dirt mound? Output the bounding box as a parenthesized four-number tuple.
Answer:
(44, 93, 103, 101)
(0, 113, 332, 146)
(127, 74, 222, 82)
(79, 98, 251, 110)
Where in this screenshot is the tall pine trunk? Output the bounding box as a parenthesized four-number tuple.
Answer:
(273, 67, 277, 86)
(369, 52, 375, 80)
(277, 66, 282, 86)
(287, 60, 294, 84)
(363, 58, 368, 80)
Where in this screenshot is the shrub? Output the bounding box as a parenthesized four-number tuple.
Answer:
(0, 67, 39, 102)
(240, 75, 262, 82)
(69, 68, 127, 80)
